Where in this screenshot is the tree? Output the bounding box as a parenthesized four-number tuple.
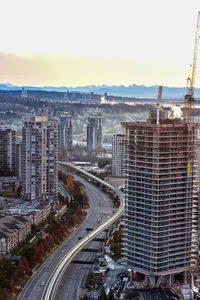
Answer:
(0, 288, 11, 300)
(39, 240, 45, 255)
(76, 206, 83, 219)
(65, 176, 74, 193)
(98, 286, 107, 300)
(80, 295, 89, 300)
(55, 228, 63, 242)
(13, 260, 26, 282)
(47, 233, 54, 248)
(58, 171, 67, 184)
(65, 196, 69, 206)
(73, 182, 82, 201)
(33, 246, 41, 258)
(0, 257, 14, 290)
(23, 246, 34, 262)
(26, 267, 33, 276)
(21, 257, 29, 269)
(51, 233, 57, 245)
(68, 214, 79, 227)
(59, 223, 66, 235)
(43, 239, 50, 253)
(81, 190, 89, 208)
(17, 185, 22, 197)
(107, 290, 114, 300)
(30, 246, 42, 266)
(48, 218, 59, 233)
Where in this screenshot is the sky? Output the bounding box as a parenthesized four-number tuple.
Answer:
(1, 0, 200, 87)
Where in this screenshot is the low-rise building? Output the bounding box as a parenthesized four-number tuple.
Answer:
(27, 201, 51, 226)
(0, 177, 20, 194)
(0, 201, 51, 227)
(104, 176, 125, 188)
(0, 215, 31, 255)
(56, 204, 67, 218)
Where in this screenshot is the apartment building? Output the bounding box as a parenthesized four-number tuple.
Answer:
(112, 134, 125, 177)
(27, 201, 51, 226)
(0, 215, 31, 255)
(22, 116, 58, 202)
(21, 87, 27, 98)
(16, 139, 22, 179)
(0, 125, 16, 175)
(122, 114, 199, 285)
(58, 112, 73, 152)
(87, 112, 102, 152)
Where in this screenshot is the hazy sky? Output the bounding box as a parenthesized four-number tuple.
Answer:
(1, 0, 200, 87)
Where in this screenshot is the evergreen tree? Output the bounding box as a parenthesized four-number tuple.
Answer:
(108, 290, 114, 300)
(98, 286, 107, 300)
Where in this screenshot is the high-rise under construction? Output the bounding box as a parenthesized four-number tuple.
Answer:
(122, 110, 199, 285)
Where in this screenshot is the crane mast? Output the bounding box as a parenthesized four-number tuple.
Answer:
(185, 11, 200, 123)
(156, 85, 163, 125)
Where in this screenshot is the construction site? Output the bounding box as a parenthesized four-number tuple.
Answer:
(121, 11, 200, 300)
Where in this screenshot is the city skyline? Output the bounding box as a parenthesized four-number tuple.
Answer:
(0, 90, 199, 297)
(1, 0, 200, 87)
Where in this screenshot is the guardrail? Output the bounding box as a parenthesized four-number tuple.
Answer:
(40, 162, 125, 300)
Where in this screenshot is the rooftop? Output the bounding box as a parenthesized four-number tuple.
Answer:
(0, 200, 50, 216)
(124, 287, 182, 300)
(0, 215, 30, 236)
(34, 116, 48, 122)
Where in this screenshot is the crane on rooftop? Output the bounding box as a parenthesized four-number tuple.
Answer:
(184, 11, 200, 123)
(156, 85, 163, 125)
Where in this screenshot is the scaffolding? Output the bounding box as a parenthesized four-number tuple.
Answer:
(122, 118, 199, 277)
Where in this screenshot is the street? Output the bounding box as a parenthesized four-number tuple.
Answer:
(58, 180, 71, 202)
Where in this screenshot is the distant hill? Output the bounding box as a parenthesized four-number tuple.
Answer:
(0, 83, 199, 99)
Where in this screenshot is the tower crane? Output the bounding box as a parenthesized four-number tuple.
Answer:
(156, 85, 163, 125)
(185, 11, 200, 123)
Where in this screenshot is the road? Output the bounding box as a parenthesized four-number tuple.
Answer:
(54, 175, 114, 300)
(58, 180, 71, 202)
(19, 175, 113, 300)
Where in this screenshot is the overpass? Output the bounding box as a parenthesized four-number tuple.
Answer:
(40, 162, 125, 300)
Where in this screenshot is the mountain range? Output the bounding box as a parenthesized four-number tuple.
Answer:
(0, 83, 199, 99)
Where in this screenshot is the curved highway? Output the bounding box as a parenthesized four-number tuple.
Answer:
(55, 175, 112, 300)
(40, 162, 125, 300)
(19, 172, 111, 300)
